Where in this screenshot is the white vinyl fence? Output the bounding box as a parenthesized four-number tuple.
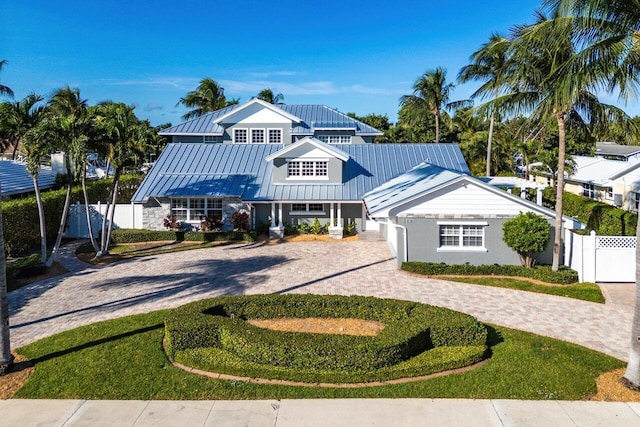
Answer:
(65, 202, 143, 238)
(565, 230, 636, 283)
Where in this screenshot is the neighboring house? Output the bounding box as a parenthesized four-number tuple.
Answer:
(363, 162, 581, 266)
(595, 141, 640, 162)
(0, 159, 57, 197)
(529, 155, 640, 212)
(133, 98, 580, 266)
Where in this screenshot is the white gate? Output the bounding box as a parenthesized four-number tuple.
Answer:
(565, 230, 636, 283)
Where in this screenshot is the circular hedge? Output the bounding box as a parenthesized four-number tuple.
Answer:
(164, 294, 488, 384)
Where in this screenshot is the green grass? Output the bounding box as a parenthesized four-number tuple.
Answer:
(75, 239, 240, 260)
(14, 310, 623, 400)
(442, 277, 604, 303)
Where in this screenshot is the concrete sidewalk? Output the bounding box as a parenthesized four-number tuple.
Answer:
(1, 399, 639, 426)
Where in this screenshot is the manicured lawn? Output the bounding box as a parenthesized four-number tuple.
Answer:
(75, 240, 241, 264)
(441, 277, 604, 303)
(14, 310, 623, 400)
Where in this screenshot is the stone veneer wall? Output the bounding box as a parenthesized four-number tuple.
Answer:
(141, 197, 250, 231)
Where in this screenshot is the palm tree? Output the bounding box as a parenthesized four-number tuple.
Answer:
(0, 93, 46, 159)
(400, 67, 471, 142)
(544, 0, 640, 390)
(0, 60, 13, 98)
(458, 34, 513, 176)
(256, 88, 284, 104)
(92, 102, 146, 256)
(43, 87, 90, 267)
(177, 78, 238, 120)
(495, 13, 630, 271)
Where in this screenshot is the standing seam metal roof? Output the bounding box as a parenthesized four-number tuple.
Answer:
(159, 103, 383, 136)
(131, 143, 470, 203)
(0, 160, 57, 197)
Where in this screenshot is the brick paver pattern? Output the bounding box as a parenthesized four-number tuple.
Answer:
(8, 240, 634, 361)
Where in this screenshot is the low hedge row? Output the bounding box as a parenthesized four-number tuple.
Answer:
(175, 344, 487, 384)
(401, 262, 579, 284)
(165, 294, 487, 372)
(110, 229, 254, 243)
(2, 175, 144, 257)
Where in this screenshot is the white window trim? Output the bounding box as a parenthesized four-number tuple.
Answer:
(171, 198, 223, 223)
(436, 221, 488, 252)
(268, 128, 283, 144)
(233, 128, 248, 144)
(251, 128, 266, 144)
(583, 183, 596, 199)
(317, 135, 352, 144)
(606, 187, 614, 200)
(631, 191, 640, 212)
(286, 159, 329, 180)
(289, 203, 326, 215)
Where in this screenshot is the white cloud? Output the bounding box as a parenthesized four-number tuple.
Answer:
(144, 103, 163, 111)
(247, 70, 300, 78)
(101, 77, 200, 90)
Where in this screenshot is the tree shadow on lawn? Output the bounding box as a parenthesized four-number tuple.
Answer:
(9, 254, 290, 329)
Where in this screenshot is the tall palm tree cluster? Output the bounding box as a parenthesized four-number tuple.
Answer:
(0, 77, 158, 374)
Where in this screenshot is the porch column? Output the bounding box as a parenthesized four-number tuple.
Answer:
(270, 202, 276, 227)
(330, 203, 335, 226)
(278, 202, 283, 227)
(328, 202, 343, 239)
(520, 188, 527, 199)
(536, 188, 543, 206)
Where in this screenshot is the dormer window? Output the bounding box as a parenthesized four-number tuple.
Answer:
(234, 129, 248, 144)
(318, 135, 351, 144)
(287, 160, 328, 178)
(251, 129, 265, 144)
(268, 129, 282, 144)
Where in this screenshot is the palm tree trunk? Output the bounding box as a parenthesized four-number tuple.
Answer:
(33, 177, 47, 264)
(82, 172, 99, 252)
(552, 114, 567, 271)
(486, 109, 496, 176)
(105, 169, 121, 249)
(0, 182, 13, 375)
(11, 141, 19, 161)
(623, 215, 640, 388)
(434, 111, 440, 142)
(46, 163, 73, 268)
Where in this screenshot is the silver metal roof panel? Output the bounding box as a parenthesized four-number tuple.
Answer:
(0, 160, 57, 197)
(132, 143, 469, 203)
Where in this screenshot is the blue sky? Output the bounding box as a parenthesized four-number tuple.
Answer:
(3, 0, 637, 127)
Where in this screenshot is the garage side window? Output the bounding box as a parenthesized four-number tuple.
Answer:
(438, 223, 487, 251)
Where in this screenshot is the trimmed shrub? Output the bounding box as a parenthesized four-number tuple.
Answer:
(165, 294, 487, 373)
(502, 212, 550, 268)
(402, 262, 578, 284)
(109, 229, 253, 243)
(544, 188, 637, 236)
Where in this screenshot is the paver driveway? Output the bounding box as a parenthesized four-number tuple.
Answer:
(8, 240, 633, 360)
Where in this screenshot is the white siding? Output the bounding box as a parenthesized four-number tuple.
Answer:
(233, 105, 293, 125)
(397, 182, 549, 218)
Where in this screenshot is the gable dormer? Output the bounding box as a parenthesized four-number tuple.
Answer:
(213, 99, 302, 144)
(265, 137, 349, 184)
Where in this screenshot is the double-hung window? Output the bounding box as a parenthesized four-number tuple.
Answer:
(287, 160, 328, 179)
(437, 222, 487, 251)
(171, 198, 223, 222)
(583, 183, 596, 199)
(234, 129, 248, 144)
